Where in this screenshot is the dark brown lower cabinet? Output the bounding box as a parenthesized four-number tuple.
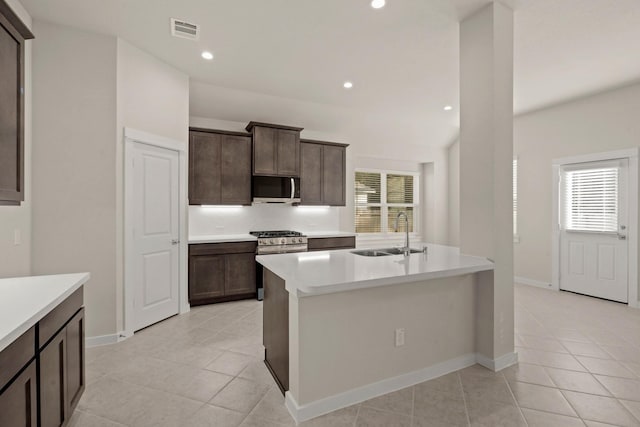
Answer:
(0, 288, 84, 427)
(40, 332, 67, 427)
(189, 242, 257, 305)
(65, 309, 85, 414)
(0, 361, 37, 427)
(307, 236, 356, 251)
(40, 308, 85, 427)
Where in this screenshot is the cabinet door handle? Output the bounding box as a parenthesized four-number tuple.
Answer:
(171, 239, 180, 245)
(291, 178, 295, 200)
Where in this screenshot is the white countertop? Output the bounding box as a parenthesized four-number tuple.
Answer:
(256, 244, 493, 297)
(189, 234, 257, 244)
(188, 232, 355, 244)
(0, 273, 90, 353)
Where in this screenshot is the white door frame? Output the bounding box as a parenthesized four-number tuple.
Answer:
(123, 128, 190, 338)
(552, 148, 639, 308)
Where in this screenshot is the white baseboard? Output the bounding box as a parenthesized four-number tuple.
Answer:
(476, 351, 518, 371)
(514, 276, 554, 290)
(285, 351, 521, 423)
(285, 353, 477, 423)
(85, 331, 127, 348)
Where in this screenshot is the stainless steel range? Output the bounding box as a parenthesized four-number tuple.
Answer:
(250, 230, 308, 300)
(250, 230, 308, 254)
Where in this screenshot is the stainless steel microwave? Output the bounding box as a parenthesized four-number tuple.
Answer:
(252, 176, 300, 204)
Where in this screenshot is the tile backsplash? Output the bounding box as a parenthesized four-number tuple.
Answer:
(189, 204, 341, 235)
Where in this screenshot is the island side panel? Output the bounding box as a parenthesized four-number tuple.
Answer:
(294, 274, 477, 405)
(475, 269, 495, 361)
(263, 268, 289, 393)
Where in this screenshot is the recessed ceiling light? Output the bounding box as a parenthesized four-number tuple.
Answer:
(371, 0, 386, 9)
(201, 51, 214, 60)
(343, 81, 353, 89)
(444, 105, 453, 111)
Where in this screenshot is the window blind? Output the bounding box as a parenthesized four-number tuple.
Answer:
(355, 172, 382, 233)
(355, 206, 381, 233)
(562, 167, 618, 232)
(355, 172, 381, 204)
(387, 174, 414, 204)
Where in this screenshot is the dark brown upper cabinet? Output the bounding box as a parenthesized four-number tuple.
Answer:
(300, 140, 348, 206)
(0, 1, 33, 205)
(189, 128, 252, 205)
(246, 122, 303, 177)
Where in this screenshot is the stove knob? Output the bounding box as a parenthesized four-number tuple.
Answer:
(298, 238, 303, 243)
(269, 239, 274, 244)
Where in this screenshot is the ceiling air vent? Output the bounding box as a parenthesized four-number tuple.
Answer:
(171, 18, 199, 40)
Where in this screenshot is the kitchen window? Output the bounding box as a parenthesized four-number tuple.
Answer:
(355, 170, 419, 235)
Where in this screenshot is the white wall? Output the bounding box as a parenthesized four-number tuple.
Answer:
(514, 83, 640, 304)
(31, 21, 118, 337)
(0, 0, 32, 278)
(189, 81, 450, 243)
(448, 139, 460, 247)
(448, 82, 640, 305)
(116, 39, 190, 331)
(30, 25, 189, 339)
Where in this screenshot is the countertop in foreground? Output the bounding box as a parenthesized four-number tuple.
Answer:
(0, 273, 90, 352)
(256, 244, 493, 296)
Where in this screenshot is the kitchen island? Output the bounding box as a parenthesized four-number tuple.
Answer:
(257, 244, 516, 423)
(0, 273, 89, 426)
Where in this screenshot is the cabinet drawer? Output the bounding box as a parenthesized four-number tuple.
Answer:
(39, 287, 83, 349)
(307, 237, 356, 251)
(0, 326, 35, 391)
(189, 241, 257, 256)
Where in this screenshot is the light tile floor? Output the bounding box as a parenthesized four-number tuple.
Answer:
(71, 284, 640, 427)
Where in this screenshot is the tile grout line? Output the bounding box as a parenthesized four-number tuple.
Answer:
(503, 372, 530, 426)
(352, 403, 362, 427)
(456, 372, 472, 427)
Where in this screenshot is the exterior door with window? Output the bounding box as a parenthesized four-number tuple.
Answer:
(559, 159, 628, 303)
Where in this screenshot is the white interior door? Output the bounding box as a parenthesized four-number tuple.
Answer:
(559, 159, 628, 303)
(132, 142, 180, 331)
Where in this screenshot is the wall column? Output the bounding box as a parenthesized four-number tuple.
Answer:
(460, 2, 515, 368)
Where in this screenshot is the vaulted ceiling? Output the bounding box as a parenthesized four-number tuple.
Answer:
(21, 0, 640, 147)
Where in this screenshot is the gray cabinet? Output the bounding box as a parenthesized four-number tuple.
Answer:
(300, 140, 348, 206)
(246, 122, 303, 177)
(189, 242, 258, 305)
(189, 129, 252, 205)
(0, 1, 34, 205)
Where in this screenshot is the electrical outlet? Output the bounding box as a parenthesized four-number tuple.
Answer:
(395, 328, 405, 347)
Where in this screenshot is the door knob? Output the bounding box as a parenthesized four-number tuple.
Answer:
(618, 234, 627, 240)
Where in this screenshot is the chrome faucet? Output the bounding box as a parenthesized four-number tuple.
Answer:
(394, 211, 410, 256)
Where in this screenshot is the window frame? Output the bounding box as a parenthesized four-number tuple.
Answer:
(354, 168, 421, 238)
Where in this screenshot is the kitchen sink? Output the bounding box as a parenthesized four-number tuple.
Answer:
(351, 247, 422, 257)
(351, 249, 394, 257)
